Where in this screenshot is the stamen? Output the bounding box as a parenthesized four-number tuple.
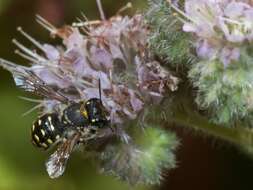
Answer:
(32, 61, 58, 69)
(72, 17, 86, 28)
(96, 0, 106, 21)
(79, 19, 90, 34)
(73, 19, 91, 35)
(81, 12, 89, 22)
(109, 69, 113, 82)
(79, 12, 91, 29)
(78, 77, 94, 87)
(14, 49, 38, 63)
(17, 27, 45, 51)
(12, 39, 46, 62)
(117, 2, 132, 15)
(72, 20, 101, 27)
(167, 0, 197, 24)
(0, 58, 27, 72)
(175, 16, 188, 24)
(219, 17, 242, 25)
(18, 96, 43, 103)
(36, 15, 57, 35)
(22, 104, 42, 117)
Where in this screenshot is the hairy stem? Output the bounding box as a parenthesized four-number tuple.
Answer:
(172, 108, 253, 154)
(147, 86, 253, 156)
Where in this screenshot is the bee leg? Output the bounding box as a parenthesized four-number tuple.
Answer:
(112, 125, 131, 144)
(138, 109, 147, 129)
(88, 126, 98, 139)
(109, 111, 116, 134)
(108, 122, 115, 134)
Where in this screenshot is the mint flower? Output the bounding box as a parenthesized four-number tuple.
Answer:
(0, 5, 179, 185)
(172, 0, 253, 66)
(166, 0, 253, 125)
(144, 0, 253, 159)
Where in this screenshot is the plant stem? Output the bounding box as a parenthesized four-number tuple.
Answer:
(146, 89, 253, 155)
(170, 105, 253, 155)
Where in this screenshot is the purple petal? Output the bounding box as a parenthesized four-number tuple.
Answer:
(109, 43, 124, 60)
(196, 40, 216, 59)
(122, 107, 136, 119)
(220, 47, 240, 66)
(98, 71, 112, 89)
(129, 90, 144, 112)
(64, 28, 83, 49)
(43, 44, 60, 60)
(218, 19, 245, 43)
(63, 48, 86, 75)
(224, 2, 250, 18)
(245, 10, 253, 40)
(90, 46, 113, 70)
(83, 88, 100, 99)
(32, 66, 70, 88)
(183, 23, 197, 33)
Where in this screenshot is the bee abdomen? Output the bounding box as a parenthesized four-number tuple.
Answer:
(31, 113, 63, 150)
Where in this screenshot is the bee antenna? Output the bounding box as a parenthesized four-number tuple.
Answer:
(98, 78, 102, 103)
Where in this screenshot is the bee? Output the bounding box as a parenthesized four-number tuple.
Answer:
(1, 61, 110, 178)
(31, 97, 109, 151)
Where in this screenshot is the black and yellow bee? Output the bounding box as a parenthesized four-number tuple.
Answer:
(31, 97, 109, 150)
(13, 69, 110, 178)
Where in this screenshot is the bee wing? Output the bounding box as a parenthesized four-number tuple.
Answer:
(0, 59, 70, 103)
(45, 133, 80, 178)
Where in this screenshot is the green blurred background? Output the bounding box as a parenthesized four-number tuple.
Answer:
(0, 1, 253, 190)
